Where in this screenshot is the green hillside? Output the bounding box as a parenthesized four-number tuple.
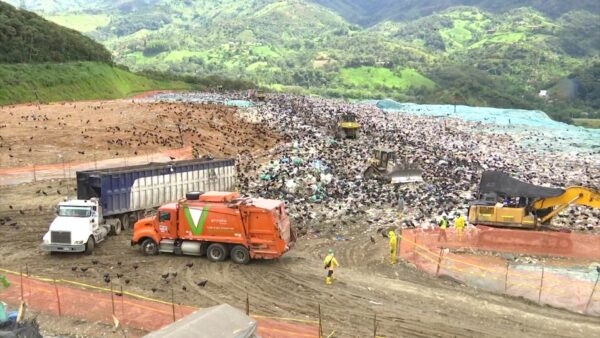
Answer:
(0, 2, 189, 105)
(0, 62, 189, 105)
(6, 0, 600, 121)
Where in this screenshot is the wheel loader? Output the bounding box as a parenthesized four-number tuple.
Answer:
(363, 148, 423, 184)
(469, 171, 600, 229)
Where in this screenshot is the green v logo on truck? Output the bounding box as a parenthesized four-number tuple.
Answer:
(183, 206, 210, 235)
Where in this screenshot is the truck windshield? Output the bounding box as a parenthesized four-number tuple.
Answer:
(58, 206, 92, 217)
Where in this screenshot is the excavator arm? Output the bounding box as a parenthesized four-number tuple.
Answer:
(533, 187, 600, 223)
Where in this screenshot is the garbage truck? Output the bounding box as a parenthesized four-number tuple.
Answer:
(41, 159, 237, 254)
(131, 191, 295, 264)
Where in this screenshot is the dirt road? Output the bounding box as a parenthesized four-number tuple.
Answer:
(1, 180, 599, 337)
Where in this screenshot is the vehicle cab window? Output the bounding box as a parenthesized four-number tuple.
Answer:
(158, 210, 176, 238)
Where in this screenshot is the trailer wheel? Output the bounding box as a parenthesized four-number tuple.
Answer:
(85, 236, 95, 255)
(206, 243, 228, 262)
(141, 239, 158, 255)
(120, 214, 131, 231)
(230, 245, 250, 265)
(109, 218, 122, 236)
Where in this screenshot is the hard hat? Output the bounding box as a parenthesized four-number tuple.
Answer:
(328, 248, 333, 254)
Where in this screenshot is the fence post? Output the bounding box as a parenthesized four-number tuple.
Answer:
(246, 293, 250, 316)
(32, 164, 36, 182)
(585, 270, 600, 314)
(504, 261, 510, 293)
(373, 313, 377, 338)
(538, 266, 545, 304)
(110, 283, 115, 316)
(120, 286, 125, 319)
(53, 279, 62, 316)
(318, 303, 322, 338)
(171, 287, 176, 322)
(20, 266, 24, 301)
(436, 247, 444, 277)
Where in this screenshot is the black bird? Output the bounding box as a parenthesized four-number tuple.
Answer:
(151, 287, 157, 293)
(133, 264, 139, 270)
(116, 273, 124, 279)
(117, 261, 122, 266)
(42, 191, 47, 196)
(124, 279, 130, 285)
(370, 236, 376, 244)
(195, 280, 208, 287)
(169, 156, 176, 160)
(103, 273, 110, 278)
(38, 205, 43, 211)
(8, 205, 12, 210)
(171, 272, 177, 278)
(185, 262, 193, 268)
(80, 267, 89, 273)
(161, 273, 169, 279)
(115, 292, 123, 297)
(19, 210, 24, 215)
(104, 276, 111, 284)
(92, 260, 98, 265)
(71, 267, 78, 272)
(56, 190, 61, 195)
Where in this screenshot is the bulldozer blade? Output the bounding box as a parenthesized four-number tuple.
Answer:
(389, 168, 423, 184)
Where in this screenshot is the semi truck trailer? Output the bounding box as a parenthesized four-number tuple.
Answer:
(41, 159, 236, 254)
(132, 191, 295, 264)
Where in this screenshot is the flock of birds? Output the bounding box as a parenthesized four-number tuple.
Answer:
(70, 259, 208, 294)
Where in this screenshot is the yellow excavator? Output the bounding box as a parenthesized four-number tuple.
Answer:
(336, 113, 360, 139)
(468, 171, 600, 229)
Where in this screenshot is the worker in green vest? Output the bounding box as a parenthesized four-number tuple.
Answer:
(438, 215, 448, 242)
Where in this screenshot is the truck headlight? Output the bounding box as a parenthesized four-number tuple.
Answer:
(74, 240, 84, 245)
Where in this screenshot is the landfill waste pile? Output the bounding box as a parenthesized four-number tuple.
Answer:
(146, 93, 600, 235)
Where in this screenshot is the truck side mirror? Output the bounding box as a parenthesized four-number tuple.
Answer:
(91, 219, 95, 223)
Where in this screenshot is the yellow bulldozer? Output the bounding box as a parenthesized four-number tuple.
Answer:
(468, 171, 600, 229)
(336, 113, 360, 139)
(363, 148, 423, 184)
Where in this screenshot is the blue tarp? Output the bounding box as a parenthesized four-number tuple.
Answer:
(374, 100, 600, 154)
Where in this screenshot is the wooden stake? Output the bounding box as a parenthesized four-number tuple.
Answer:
(318, 303, 322, 338)
(538, 266, 545, 304)
(435, 247, 444, 277)
(20, 266, 24, 301)
(246, 293, 249, 316)
(110, 283, 115, 316)
(120, 285, 125, 318)
(585, 272, 600, 314)
(53, 280, 62, 316)
(504, 261, 510, 293)
(32, 164, 36, 182)
(373, 313, 377, 338)
(171, 287, 176, 322)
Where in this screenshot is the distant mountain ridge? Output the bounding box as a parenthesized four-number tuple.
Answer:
(5, 0, 600, 120)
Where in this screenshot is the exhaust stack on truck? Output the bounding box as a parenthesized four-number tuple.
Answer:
(132, 191, 296, 264)
(41, 159, 236, 254)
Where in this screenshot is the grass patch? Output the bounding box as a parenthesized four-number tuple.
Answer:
(47, 14, 110, 32)
(572, 118, 600, 128)
(339, 66, 435, 90)
(163, 50, 206, 62)
(251, 46, 280, 58)
(0, 62, 190, 105)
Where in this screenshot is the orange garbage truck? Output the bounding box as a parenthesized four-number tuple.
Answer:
(131, 191, 295, 264)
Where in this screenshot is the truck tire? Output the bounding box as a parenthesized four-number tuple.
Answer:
(230, 245, 250, 265)
(207, 243, 228, 262)
(109, 218, 122, 236)
(120, 213, 131, 231)
(85, 237, 95, 255)
(141, 238, 159, 255)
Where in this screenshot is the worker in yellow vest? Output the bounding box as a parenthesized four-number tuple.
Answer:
(323, 249, 339, 285)
(454, 213, 465, 241)
(438, 215, 448, 242)
(388, 230, 397, 265)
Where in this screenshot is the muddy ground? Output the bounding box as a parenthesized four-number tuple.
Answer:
(1, 179, 600, 338)
(0, 100, 280, 167)
(1, 100, 600, 337)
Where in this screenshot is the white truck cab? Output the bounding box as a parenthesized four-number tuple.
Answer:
(41, 198, 114, 254)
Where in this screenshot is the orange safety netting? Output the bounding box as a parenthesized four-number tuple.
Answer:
(0, 271, 318, 338)
(399, 227, 600, 316)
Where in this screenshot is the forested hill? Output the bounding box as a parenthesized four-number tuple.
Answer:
(0, 2, 111, 63)
(310, 0, 600, 26)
